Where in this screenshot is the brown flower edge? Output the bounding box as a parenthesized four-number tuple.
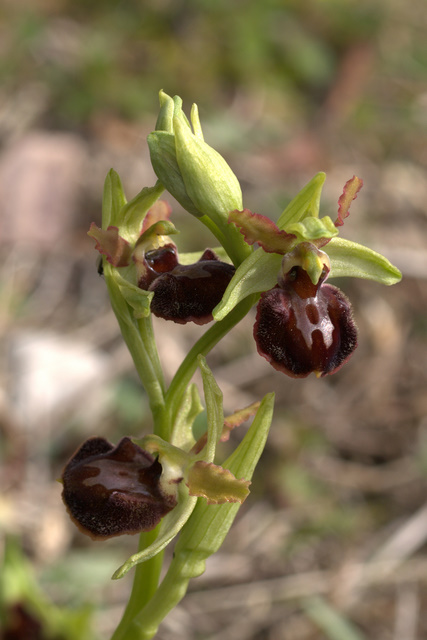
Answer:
(254, 266, 358, 378)
(61, 437, 177, 539)
(148, 249, 236, 325)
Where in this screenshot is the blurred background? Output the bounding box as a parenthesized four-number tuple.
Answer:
(1, 0, 427, 638)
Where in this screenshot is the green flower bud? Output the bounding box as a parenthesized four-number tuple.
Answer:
(173, 115, 243, 224)
(148, 131, 204, 217)
(148, 91, 251, 266)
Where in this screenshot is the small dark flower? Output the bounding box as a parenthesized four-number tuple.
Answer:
(148, 249, 235, 325)
(254, 265, 357, 378)
(61, 437, 177, 539)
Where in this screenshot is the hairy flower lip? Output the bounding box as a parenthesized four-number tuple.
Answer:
(61, 437, 177, 540)
(254, 268, 358, 378)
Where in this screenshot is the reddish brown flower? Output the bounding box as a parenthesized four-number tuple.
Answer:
(254, 266, 357, 378)
(61, 437, 177, 539)
(148, 249, 235, 325)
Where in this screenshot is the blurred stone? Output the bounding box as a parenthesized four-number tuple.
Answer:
(10, 330, 110, 429)
(0, 132, 87, 249)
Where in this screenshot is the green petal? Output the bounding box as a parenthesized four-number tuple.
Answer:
(277, 172, 326, 229)
(87, 223, 132, 267)
(102, 169, 127, 230)
(213, 249, 281, 321)
(229, 208, 297, 254)
(186, 461, 250, 504)
(112, 271, 154, 318)
(326, 237, 402, 285)
(287, 215, 338, 244)
(119, 182, 165, 240)
(148, 131, 203, 217)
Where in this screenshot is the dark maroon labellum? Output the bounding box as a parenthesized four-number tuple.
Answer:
(148, 250, 235, 325)
(254, 267, 358, 377)
(61, 437, 177, 539)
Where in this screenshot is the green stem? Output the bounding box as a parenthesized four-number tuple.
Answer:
(110, 528, 164, 640)
(112, 392, 275, 639)
(162, 293, 258, 437)
(114, 550, 196, 640)
(200, 214, 251, 267)
(104, 265, 167, 436)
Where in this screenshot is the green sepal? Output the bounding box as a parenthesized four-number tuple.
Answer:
(186, 461, 250, 504)
(135, 219, 179, 249)
(102, 169, 127, 230)
(107, 266, 153, 318)
(112, 484, 198, 580)
(172, 94, 191, 129)
(116, 277, 154, 318)
(277, 171, 326, 228)
(197, 355, 224, 463)
(190, 103, 204, 140)
(287, 215, 338, 245)
(119, 182, 165, 241)
(173, 115, 243, 224)
(148, 131, 203, 217)
(213, 249, 281, 321)
(326, 237, 402, 285)
(101, 169, 165, 244)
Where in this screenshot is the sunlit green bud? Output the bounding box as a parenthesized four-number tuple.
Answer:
(148, 131, 204, 217)
(173, 115, 243, 225)
(149, 92, 251, 265)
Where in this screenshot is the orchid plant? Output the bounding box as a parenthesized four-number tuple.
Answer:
(61, 91, 401, 639)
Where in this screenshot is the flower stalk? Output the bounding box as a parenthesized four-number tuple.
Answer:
(59, 92, 401, 639)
